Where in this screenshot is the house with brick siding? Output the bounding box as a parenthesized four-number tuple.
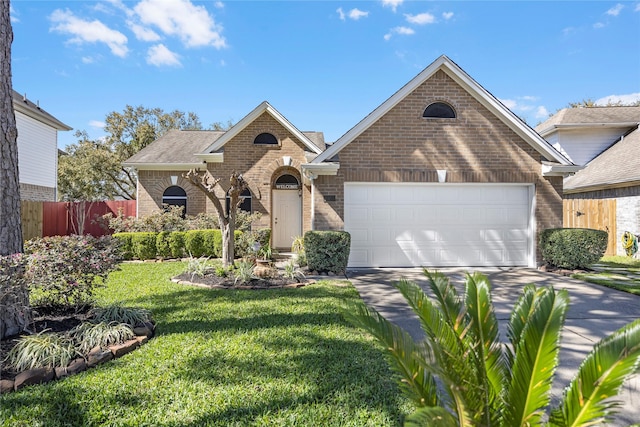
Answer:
(125, 55, 577, 268)
(13, 90, 72, 201)
(537, 106, 640, 256)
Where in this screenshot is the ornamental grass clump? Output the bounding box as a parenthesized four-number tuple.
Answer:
(347, 269, 640, 427)
(69, 322, 135, 354)
(91, 304, 152, 326)
(6, 330, 78, 371)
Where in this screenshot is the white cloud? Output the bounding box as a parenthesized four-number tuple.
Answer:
(562, 27, 575, 36)
(405, 12, 436, 25)
(89, 120, 105, 129)
(147, 43, 182, 67)
(384, 26, 415, 40)
(382, 0, 403, 13)
(595, 92, 640, 105)
(500, 99, 516, 109)
(636, 3, 640, 12)
(214, 2, 224, 9)
(49, 9, 129, 57)
(535, 106, 549, 119)
(349, 8, 369, 20)
(593, 22, 605, 29)
(442, 12, 454, 20)
(128, 21, 161, 41)
(337, 7, 346, 21)
(134, 0, 226, 49)
(81, 56, 95, 64)
(521, 95, 539, 102)
(606, 3, 624, 16)
(10, 5, 19, 23)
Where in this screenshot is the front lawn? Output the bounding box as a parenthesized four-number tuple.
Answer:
(1, 262, 411, 426)
(572, 255, 640, 295)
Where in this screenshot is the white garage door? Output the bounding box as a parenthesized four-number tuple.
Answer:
(344, 183, 533, 268)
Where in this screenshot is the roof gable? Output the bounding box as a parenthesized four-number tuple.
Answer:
(536, 106, 640, 136)
(201, 101, 323, 155)
(312, 55, 571, 165)
(564, 125, 640, 192)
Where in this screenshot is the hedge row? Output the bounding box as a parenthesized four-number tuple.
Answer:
(540, 228, 608, 269)
(114, 230, 246, 260)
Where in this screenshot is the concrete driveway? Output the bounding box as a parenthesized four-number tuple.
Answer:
(347, 267, 640, 426)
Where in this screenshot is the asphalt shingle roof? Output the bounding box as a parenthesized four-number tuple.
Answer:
(125, 129, 225, 164)
(536, 106, 640, 133)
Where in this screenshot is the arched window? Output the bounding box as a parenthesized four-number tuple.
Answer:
(162, 186, 187, 218)
(226, 188, 252, 214)
(254, 132, 278, 145)
(423, 102, 456, 119)
(274, 174, 300, 190)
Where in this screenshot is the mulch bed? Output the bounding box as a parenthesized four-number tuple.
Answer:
(1, 307, 93, 382)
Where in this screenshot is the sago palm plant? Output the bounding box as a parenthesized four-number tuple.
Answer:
(346, 270, 640, 427)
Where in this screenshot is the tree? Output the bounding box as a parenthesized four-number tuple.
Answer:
(0, 0, 31, 340)
(184, 169, 247, 267)
(347, 270, 640, 427)
(0, 0, 20, 255)
(58, 106, 204, 201)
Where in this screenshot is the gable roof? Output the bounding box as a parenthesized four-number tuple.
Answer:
(123, 129, 224, 170)
(201, 101, 324, 155)
(536, 106, 640, 137)
(312, 55, 572, 165)
(13, 90, 72, 131)
(564, 125, 640, 193)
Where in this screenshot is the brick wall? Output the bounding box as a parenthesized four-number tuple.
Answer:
(314, 69, 564, 262)
(136, 113, 313, 239)
(20, 182, 56, 202)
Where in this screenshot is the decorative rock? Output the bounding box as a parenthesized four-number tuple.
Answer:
(1, 379, 15, 394)
(135, 335, 149, 345)
(55, 358, 87, 379)
(87, 347, 114, 367)
(14, 368, 54, 390)
(109, 339, 140, 358)
(133, 325, 153, 337)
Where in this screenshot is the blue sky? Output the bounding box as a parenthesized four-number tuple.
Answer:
(10, 0, 640, 149)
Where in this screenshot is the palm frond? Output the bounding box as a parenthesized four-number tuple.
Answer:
(463, 272, 507, 423)
(505, 284, 538, 374)
(404, 406, 458, 427)
(504, 286, 569, 427)
(344, 301, 440, 408)
(395, 278, 478, 425)
(423, 269, 464, 333)
(549, 318, 640, 427)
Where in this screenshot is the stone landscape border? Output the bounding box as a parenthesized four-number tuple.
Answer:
(0, 322, 155, 394)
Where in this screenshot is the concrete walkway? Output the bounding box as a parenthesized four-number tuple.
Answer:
(347, 267, 640, 426)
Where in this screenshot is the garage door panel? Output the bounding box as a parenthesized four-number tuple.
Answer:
(344, 183, 532, 267)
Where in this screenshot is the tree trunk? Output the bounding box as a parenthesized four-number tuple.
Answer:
(0, 0, 22, 256)
(221, 221, 233, 267)
(0, 0, 30, 340)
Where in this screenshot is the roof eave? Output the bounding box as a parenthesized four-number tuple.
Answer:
(301, 162, 340, 179)
(123, 162, 206, 171)
(194, 152, 224, 163)
(541, 163, 583, 177)
(13, 101, 73, 131)
(564, 179, 640, 194)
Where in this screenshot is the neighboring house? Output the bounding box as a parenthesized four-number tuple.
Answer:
(14, 90, 72, 201)
(125, 55, 577, 268)
(536, 106, 640, 255)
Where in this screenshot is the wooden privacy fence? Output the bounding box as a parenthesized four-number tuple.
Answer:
(563, 198, 616, 256)
(20, 200, 136, 241)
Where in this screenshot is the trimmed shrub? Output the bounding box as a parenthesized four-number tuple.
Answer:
(113, 233, 134, 260)
(131, 232, 158, 260)
(184, 230, 225, 257)
(169, 231, 186, 258)
(540, 228, 608, 269)
(304, 231, 351, 274)
(156, 231, 172, 259)
(25, 235, 121, 309)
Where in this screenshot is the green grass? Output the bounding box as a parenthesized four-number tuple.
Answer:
(1, 262, 411, 426)
(572, 255, 640, 295)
